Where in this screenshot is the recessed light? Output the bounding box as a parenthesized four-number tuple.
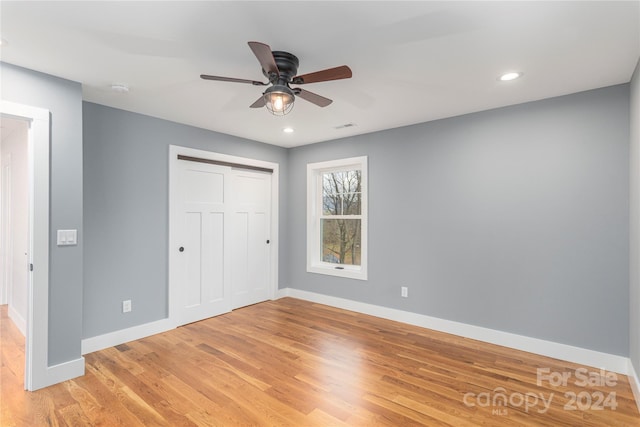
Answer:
(499, 72, 523, 81)
(110, 83, 130, 93)
(283, 127, 294, 133)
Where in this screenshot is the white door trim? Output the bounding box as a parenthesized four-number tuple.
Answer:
(1, 100, 50, 391)
(168, 145, 279, 326)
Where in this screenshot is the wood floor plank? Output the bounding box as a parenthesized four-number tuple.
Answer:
(2, 300, 639, 426)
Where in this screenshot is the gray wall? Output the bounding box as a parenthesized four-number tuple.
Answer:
(82, 103, 288, 338)
(1, 62, 84, 365)
(288, 85, 630, 356)
(630, 59, 640, 372)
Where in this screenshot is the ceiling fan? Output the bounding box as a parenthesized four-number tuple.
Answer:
(201, 41, 352, 116)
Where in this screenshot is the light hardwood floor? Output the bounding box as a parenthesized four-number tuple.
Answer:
(2, 298, 639, 426)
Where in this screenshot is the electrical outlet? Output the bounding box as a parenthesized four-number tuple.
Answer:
(122, 300, 132, 313)
(401, 286, 408, 298)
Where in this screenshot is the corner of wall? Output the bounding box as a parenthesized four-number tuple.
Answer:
(629, 56, 640, 382)
(628, 359, 640, 416)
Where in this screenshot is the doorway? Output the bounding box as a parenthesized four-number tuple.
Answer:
(168, 146, 279, 327)
(0, 101, 50, 391)
(1, 116, 29, 335)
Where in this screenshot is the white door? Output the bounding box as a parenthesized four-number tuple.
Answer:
(2, 101, 53, 391)
(174, 161, 231, 325)
(230, 169, 271, 309)
(173, 158, 273, 326)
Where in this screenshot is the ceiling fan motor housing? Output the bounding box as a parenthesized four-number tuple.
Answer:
(265, 51, 300, 84)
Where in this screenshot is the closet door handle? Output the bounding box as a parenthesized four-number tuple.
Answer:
(179, 247, 184, 252)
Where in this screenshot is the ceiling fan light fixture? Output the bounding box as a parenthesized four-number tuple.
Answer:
(263, 85, 294, 116)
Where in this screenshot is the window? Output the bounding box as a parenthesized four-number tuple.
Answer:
(307, 156, 367, 280)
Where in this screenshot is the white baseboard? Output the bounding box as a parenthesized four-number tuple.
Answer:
(277, 288, 630, 375)
(628, 360, 640, 415)
(8, 305, 26, 337)
(29, 356, 85, 391)
(82, 318, 175, 355)
(46, 357, 85, 387)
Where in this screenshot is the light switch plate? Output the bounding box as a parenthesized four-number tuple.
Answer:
(57, 229, 77, 246)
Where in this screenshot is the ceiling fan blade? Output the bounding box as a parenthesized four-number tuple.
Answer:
(200, 75, 267, 86)
(248, 41, 279, 77)
(292, 65, 352, 85)
(295, 89, 333, 107)
(249, 96, 266, 108)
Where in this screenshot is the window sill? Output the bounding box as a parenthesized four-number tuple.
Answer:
(307, 263, 367, 281)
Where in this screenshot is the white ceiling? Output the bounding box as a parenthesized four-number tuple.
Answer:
(1, 1, 638, 148)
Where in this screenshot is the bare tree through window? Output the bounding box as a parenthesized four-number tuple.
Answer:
(321, 170, 362, 265)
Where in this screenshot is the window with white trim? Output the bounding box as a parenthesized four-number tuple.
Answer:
(307, 156, 367, 280)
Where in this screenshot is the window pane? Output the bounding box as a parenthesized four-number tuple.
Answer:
(321, 219, 361, 265)
(343, 192, 361, 215)
(322, 170, 361, 216)
(323, 194, 342, 215)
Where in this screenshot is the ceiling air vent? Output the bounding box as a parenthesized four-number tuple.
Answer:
(334, 123, 356, 130)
